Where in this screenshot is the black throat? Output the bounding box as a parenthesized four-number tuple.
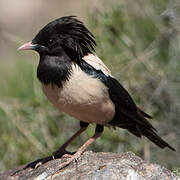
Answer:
(36, 38, 94, 87)
(37, 52, 72, 87)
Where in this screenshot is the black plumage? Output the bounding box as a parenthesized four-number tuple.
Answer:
(32, 16, 96, 86)
(37, 51, 72, 87)
(18, 16, 175, 167)
(79, 59, 175, 151)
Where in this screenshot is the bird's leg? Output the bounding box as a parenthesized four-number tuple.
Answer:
(33, 122, 89, 169)
(53, 125, 104, 173)
(52, 122, 89, 159)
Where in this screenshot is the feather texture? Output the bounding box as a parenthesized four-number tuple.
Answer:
(42, 63, 115, 125)
(79, 58, 175, 151)
(23, 16, 175, 151)
(83, 53, 112, 76)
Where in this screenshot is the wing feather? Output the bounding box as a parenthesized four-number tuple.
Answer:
(82, 53, 112, 76)
(79, 57, 175, 151)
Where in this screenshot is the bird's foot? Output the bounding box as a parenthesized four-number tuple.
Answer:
(51, 149, 84, 178)
(62, 153, 74, 159)
(11, 156, 53, 175)
(11, 149, 74, 175)
(29, 148, 73, 169)
(52, 148, 74, 159)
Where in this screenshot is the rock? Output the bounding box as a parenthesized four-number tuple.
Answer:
(0, 151, 178, 180)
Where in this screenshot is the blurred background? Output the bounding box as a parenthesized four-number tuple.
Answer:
(0, 0, 179, 174)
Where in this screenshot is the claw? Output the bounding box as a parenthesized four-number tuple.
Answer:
(62, 154, 73, 159)
(35, 162, 42, 169)
(52, 148, 73, 159)
(52, 155, 55, 160)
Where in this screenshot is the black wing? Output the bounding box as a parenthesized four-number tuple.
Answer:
(79, 60, 175, 151)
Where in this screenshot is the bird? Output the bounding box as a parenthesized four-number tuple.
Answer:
(18, 16, 175, 169)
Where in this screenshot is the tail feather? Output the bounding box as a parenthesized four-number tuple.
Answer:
(139, 126, 175, 151)
(137, 109, 175, 151)
(134, 111, 176, 151)
(113, 109, 175, 151)
(136, 110, 175, 151)
(120, 109, 156, 132)
(126, 123, 175, 151)
(137, 107, 152, 119)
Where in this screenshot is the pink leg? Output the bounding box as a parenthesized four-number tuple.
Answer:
(34, 123, 89, 169)
(35, 126, 88, 169)
(52, 126, 88, 158)
(52, 125, 104, 176)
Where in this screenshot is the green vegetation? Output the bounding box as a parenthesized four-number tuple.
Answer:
(173, 168, 180, 177)
(0, 0, 179, 172)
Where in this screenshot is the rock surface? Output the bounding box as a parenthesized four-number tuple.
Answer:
(0, 151, 179, 180)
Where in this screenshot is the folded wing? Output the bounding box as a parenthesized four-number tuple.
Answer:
(80, 55, 175, 151)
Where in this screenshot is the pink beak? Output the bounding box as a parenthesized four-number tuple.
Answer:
(18, 41, 37, 51)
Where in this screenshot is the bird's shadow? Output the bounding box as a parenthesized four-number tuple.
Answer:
(11, 150, 74, 176)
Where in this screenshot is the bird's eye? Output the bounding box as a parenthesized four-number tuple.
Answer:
(47, 39, 55, 46)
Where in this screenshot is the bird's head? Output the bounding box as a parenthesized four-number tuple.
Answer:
(18, 16, 96, 61)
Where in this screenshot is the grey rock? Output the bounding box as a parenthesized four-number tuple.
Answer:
(0, 151, 178, 180)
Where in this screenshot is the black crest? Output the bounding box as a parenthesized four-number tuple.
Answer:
(56, 16, 96, 59)
(33, 16, 96, 60)
(33, 16, 97, 86)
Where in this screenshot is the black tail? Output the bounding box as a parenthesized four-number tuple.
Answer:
(138, 125, 175, 151)
(128, 109, 175, 151)
(137, 107, 152, 119)
(111, 108, 175, 151)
